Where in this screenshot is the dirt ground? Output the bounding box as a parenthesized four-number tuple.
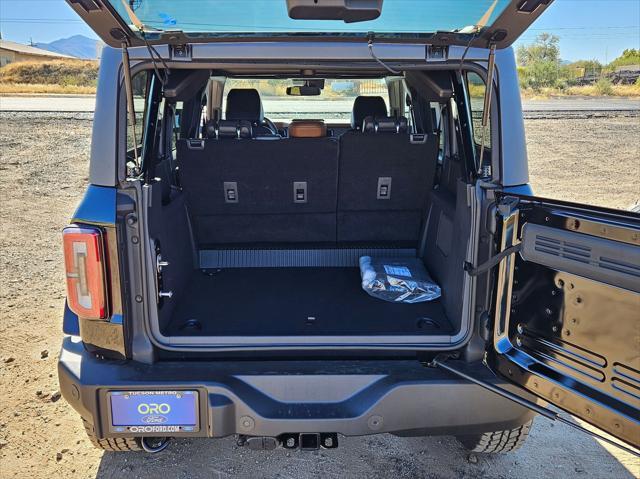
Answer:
(0, 112, 638, 479)
(525, 115, 640, 209)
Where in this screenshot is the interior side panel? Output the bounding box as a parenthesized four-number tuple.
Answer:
(147, 191, 194, 332)
(421, 180, 471, 332)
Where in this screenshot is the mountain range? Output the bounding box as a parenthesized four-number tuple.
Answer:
(35, 35, 103, 60)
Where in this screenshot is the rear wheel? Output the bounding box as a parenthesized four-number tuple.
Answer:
(82, 418, 142, 452)
(456, 420, 533, 453)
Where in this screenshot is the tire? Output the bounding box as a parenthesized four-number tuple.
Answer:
(82, 418, 142, 452)
(456, 420, 533, 453)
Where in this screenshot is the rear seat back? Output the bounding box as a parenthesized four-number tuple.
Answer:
(178, 93, 437, 248)
(337, 116, 437, 244)
(177, 136, 339, 245)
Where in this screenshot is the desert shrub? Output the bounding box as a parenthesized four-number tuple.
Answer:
(519, 60, 561, 90)
(595, 78, 614, 96)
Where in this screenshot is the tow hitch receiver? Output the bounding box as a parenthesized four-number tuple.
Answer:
(238, 433, 339, 451)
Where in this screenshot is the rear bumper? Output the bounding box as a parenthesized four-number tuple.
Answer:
(59, 336, 536, 439)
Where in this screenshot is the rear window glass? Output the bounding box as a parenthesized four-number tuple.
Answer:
(222, 79, 389, 123)
(107, 0, 510, 41)
(466, 72, 491, 150)
(222, 78, 389, 123)
(127, 70, 149, 152)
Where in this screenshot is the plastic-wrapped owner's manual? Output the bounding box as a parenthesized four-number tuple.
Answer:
(359, 256, 442, 304)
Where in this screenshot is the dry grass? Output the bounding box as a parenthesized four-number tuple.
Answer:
(521, 84, 640, 99)
(0, 59, 638, 100)
(0, 83, 96, 94)
(0, 59, 98, 91)
(456, 82, 638, 100)
(564, 83, 640, 97)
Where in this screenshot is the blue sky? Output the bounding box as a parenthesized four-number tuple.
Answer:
(0, 0, 638, 63)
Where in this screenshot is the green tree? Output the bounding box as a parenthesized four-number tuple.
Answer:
(608, 49, 640, 69)
(516, 33, 560, 66)
(516, 33, 562, 89)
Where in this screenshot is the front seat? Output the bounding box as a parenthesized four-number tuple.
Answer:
(225, 88, 278, 137)
(350, 95, 388, 130)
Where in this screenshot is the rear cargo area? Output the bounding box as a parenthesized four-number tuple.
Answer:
(143, 75, 474, 347)
(148, 166, 471, 345)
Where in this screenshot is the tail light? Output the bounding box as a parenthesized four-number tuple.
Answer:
(62, 225, 109, 319)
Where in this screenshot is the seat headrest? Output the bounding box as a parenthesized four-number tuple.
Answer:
(362, 116, 408, 134)
(226, 88, 264, 123)
(288, 119, 327, 138)
(211, 119, 253, 139)
(351, 96, 387, 129)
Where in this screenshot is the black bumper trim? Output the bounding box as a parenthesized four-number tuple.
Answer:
(58, 336, 536, 439)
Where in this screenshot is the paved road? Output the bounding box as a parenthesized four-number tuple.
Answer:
(523, 97, 640, 111)
(1, 95, 639, 114)
(0, 95, 97, 112)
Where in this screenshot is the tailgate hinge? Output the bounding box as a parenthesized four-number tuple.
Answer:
(169, 43, 192, 61)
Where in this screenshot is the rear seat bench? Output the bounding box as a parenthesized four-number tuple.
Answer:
(177, 95, 438, 249)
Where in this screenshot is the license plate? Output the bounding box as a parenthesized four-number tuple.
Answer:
(109, 390, 199, 433)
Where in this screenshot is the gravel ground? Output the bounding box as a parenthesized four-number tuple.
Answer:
(0, 112, 638, 479)
(525, 114, 640, 209)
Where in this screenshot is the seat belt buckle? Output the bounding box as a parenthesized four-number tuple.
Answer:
(224, 181, 238, 203)
(377, 177, 392, 199)
(293, 181, 307, 203)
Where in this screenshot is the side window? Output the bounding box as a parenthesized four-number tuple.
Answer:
(405, 93, 415, 132)
(430, 102, 445, 164)
(171, 101, 184, 152)
(126, 70, 149, 153)
(174, 102, 183, 133)
(465, 72, 491, 150)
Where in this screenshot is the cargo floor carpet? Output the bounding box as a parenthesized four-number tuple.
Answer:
(164, 268, 453, 337)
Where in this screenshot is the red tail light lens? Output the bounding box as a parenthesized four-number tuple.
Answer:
(62, 225, 108, 319)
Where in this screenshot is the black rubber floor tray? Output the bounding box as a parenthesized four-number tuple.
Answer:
(165, 267, 453, 337)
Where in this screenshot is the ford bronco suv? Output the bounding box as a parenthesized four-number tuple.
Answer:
(59, 0, 639, 454)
